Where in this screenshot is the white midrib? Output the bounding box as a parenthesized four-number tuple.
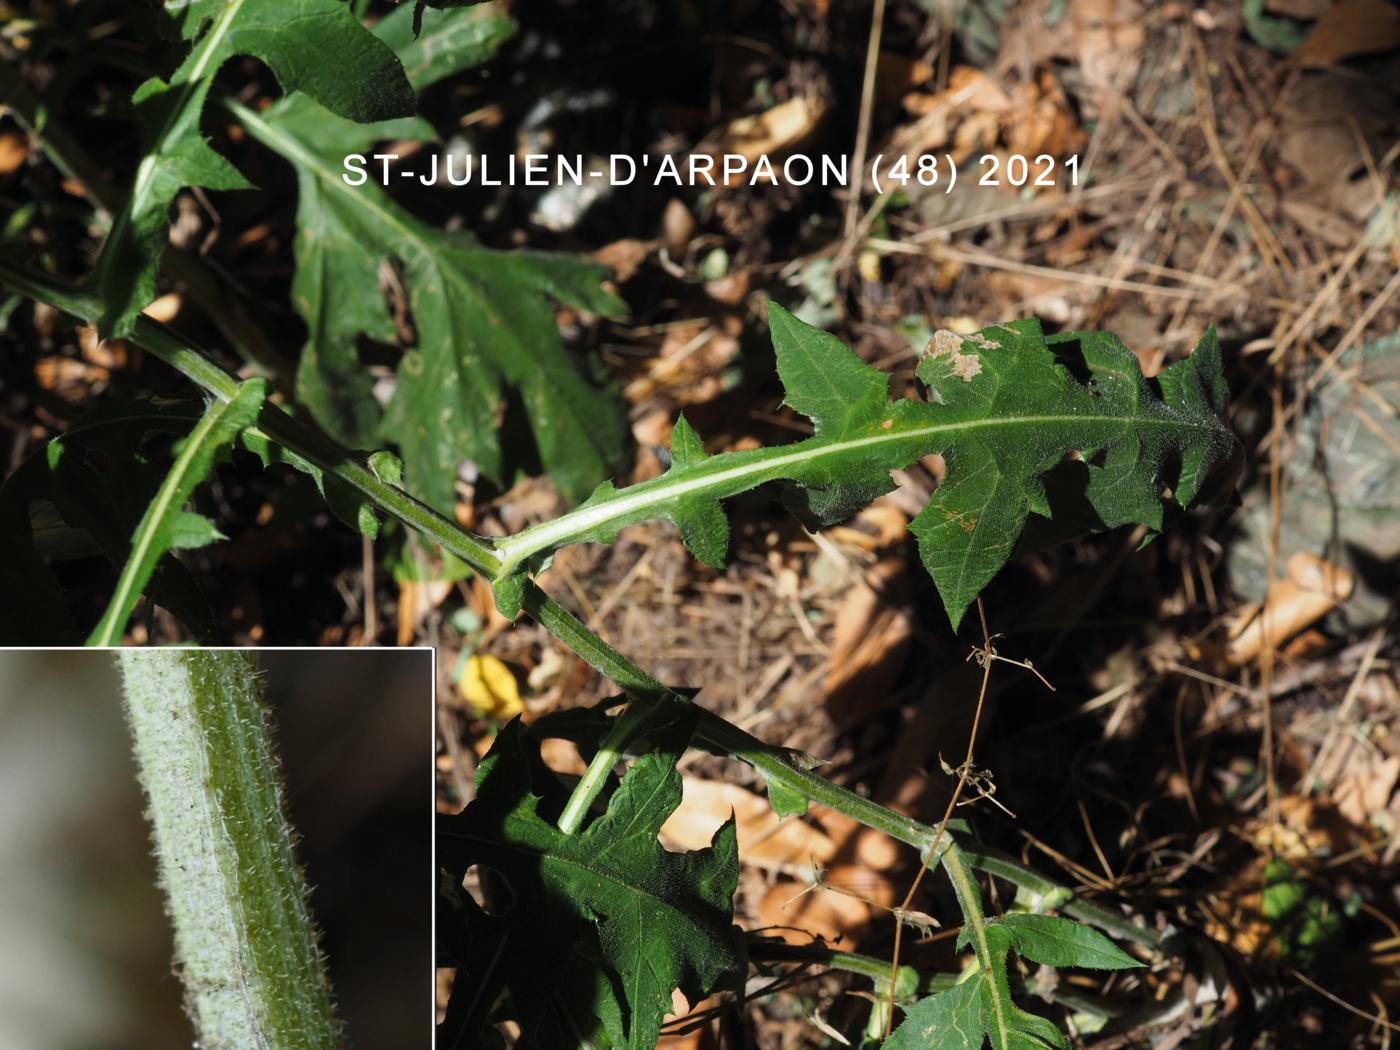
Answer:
(233, 99, 1220, 596)
(494, 411, 1214, 574)
(233, 100, 542, 413)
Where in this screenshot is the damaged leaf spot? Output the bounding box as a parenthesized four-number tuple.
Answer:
(928, 329, 985, 382)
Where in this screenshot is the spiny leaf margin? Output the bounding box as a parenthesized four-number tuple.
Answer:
(491, 304, 1239, 628)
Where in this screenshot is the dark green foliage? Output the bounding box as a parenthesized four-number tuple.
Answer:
(231, 16, 626, 515)
(492, 305, 1239, 629)
(87, 380, 266, 644)
(0, 399, 228, 644)
(889, 913, 1140, 1049)
(94, 0, 416, 336)
(439, 701, 742, 1048)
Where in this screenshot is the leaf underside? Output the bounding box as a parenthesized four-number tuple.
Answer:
(373, 1, 515, 92)
(438, 699, 741, 1048)
(238, 5, 626, 514)
(252, 93, 627, 513)
(494, 303, 1240, 629)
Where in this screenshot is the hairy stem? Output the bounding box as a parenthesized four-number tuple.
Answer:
(940, 840, 1009, 1045)
(0, 259, 1161, 951)
(115, 650, 337, 1049)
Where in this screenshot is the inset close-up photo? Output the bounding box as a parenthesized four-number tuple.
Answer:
(0, 648, 433, 1049)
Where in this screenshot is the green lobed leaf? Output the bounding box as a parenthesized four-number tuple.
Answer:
(95, 76, 252, 337)
(94, 0, 416, 335)
(760, 769, 811, 818)
(164, 0, 416, 121)
(997, 914, 1144, 970)
(886, 959, 1072, 1050)
(235, 94, 627, 514)
(491, 304, 1240, 626)
(885, 977, 983, 1050)
(976, 924, 1071, 1050)
(438, 700, 742, 1048)
(239, 426, 392, 539)
(87, 380, 266, 645)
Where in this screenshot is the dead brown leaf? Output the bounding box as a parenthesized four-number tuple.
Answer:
(1295, 0, 1400, 67)
(661, 778, 837, 870)
(141, 292, 183, 324)
(592, 238, 651, 283)
(1072, 0, 1146, 101)
(822, 506, 914, 731)
(757, 864, 898, 946)
(985, 270, 1079, 322)
(0, 129, 30, 175)
(878, 51, 936, 105)
(538, 736, 589, 778)
(397, 578, 453, 646)
(1333, 752, 1400, 830)
(708, 96, 826, 181)
(623, 317, 742, 406)
(1225, 552, 1355, 665)
(1006, 72, 1084, 157)
(661, 197, 695, 259)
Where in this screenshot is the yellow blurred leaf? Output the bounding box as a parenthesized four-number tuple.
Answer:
(459, 653, 524, 719)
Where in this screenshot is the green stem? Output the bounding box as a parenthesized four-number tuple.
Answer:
(115, 650, 337, 1049)
(746, 940, 943, 1000)
(0, 59, 292, 379)
(0, 258, 1161, 952)
(0, 259, 499, 573)
(94, 0, 247, 325)
(939, 841, 1011, 1047)
(520, 582, 951, 853)
(87, 380, 264, 646)
(957, 841, 1160, 949)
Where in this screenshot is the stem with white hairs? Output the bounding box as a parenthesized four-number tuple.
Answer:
(114, 649, 337, 1050)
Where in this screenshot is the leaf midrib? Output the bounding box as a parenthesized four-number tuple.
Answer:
(494, 409, 1219, 574)
(233, 98, 605, 466)
(231, 99, 447, 282)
